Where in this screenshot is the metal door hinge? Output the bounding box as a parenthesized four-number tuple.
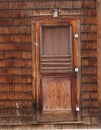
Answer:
(76, 106, 80, 112)
(74, 67, 79, 72)
(74, 33, 79, 38)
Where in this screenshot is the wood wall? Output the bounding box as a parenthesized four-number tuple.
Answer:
(97, 0, 101, 127)
(81, 0, 98, 126)
(0, 0, 99, 129)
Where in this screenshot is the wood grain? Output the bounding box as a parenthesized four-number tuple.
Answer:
(34, 19, 79, 122)
(42, 77, 71, 113)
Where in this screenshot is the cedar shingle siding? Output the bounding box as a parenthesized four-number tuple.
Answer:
(0, 0, 98, 129)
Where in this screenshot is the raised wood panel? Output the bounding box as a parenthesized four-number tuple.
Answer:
(42, 77, 71, 114)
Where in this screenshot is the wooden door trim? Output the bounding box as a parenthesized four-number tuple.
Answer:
(76, 19, 81, 121)
(31, 18, 81, 122)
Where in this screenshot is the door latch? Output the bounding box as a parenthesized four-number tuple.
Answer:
(34, 43, 38, 47)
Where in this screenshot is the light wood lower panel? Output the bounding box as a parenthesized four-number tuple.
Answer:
(38, 77, 74, 121)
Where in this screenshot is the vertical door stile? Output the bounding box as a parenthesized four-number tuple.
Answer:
(72, 20, 79, 116)
(36, 22, 40, 121)
(72, 20, 77, 68)
(70, 25, 73, 71)
(32, 22, 38, 122)
(31, 22, 36, 103)
(76, 19, 81, 121)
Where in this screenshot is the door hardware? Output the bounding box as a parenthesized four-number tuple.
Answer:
(74, 33, 79, 38)
(74, 67, 79, 72)
(34, 43, 38, 46)
(76, 106, 80, 112)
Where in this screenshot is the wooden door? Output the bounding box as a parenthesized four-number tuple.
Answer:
(32, 19, 80, 122)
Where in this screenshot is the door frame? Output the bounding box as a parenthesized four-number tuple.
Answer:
(31, 17, 81, 122)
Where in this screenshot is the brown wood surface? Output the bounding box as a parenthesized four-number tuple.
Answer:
(97, 0, 101, 124)
(41, 26, 71, 55)
(0, 0, 98, 127)
(42, 77, 71, 113)
(40, 55, 72, 73)
(40, 25, 73, 73)
(32, 19, 80, 122)
(97, 0, 101, 100)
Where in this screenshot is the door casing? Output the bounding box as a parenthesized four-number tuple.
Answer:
(31, 18, 81, 122)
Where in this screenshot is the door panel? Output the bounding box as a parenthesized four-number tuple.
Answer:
(42, 77, 71, 113)
(40, 26, 73, 73)
(33, 20, 80, 122)
(40, 26, 71, 55)
(41, 77, 74, 121)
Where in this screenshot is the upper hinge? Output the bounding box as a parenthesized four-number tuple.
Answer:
(74, 33, 79, 38)
(74, 67, 79, 72)
(76, 106, 80, 112)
